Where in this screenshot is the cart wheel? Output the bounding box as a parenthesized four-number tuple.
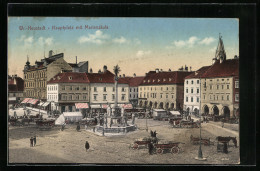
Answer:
(171, 147, 180, 154)
(156, 148, 163, 154)
(132, 143, 139, 150)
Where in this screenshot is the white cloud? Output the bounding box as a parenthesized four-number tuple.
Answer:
(78, 30, 110, 44)
(199, 37, 216, 45)
(173, 36, 199, 48)
(133, 38, 141, 45)
(136, 50, 151, 57)
(38, 37, 53, 46)
(18, 35, 34, 48)
(113, 36, 127, 44)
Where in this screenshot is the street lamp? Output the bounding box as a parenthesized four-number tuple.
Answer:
(195, 78, 206, 161)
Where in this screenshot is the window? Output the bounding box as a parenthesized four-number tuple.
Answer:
(222, 85, 224, 89)
(130, 94, 131, 98)
(166, 94, 168, 98)
(139, 93, 142, 98)
(191, 89, 193, 93)
(63, 95, 67, 100)
(172, 87, 174, 91)
(222, 79, 224, 81)
(210, 95, 212, 100)
(204, 95, 205, 99)
(186, 89, 188, 93)
(134, 88, 135, 92)
(103, 87, 106, 92)
(217, 85, 219, 89)
(94, 87, 97, 92)
(121, 94, 126, 101)
(69, 76, 72, 80)
(83, 87, 86, 90)
(83, 95, 86, 100)
(151, 87, 153, 91)
(217, 95, 218, 100)
(94, 94, 97, 101)
(235, 94, 239, 102)
(161, 87, 163, 90)
(227, 95, 229, 100)
(75, 87, 79, 90)
(210, 85, 212, 90)
(197, 97, 199, 102)
(172, 94, 174, 99)
(75, 95, 79, 100)
(144, 93, 146, 98)
(122, 87, 125, 92)
(69, 95, 72, 100)
(166, 87, 168, 90)
(147, 92, 149, 98)
(227, 85, 229, 89)
(160, 94, 162, 98)
(191, 81, 194, 84)
(113, 87, 115, 92)
(197, 88, 199, 93)
(130, 88, 132, 92)
(69, 86, 72, 90)
(191, 97, 193, 102)
(214, 95, 215, 100)
(112, 94, 115, 101)
(186, 81, 188, 84)
(62, 86, 65, 90)
(197, 80, 199, 84)
(235, 81, 239, 88)
(186, 97, 188, 102)
(222, 95, 224, 100)
(103, 95, 107, 101)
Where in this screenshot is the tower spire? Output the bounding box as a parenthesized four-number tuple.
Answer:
(215, 33, 226, 62)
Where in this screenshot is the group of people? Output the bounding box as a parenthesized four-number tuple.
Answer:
(30, 136, 37, 147)
(150, 130, 157, 138)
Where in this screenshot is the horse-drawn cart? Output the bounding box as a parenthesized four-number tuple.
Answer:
(153, 141, 183, 154)
(36, 119, 55, 130)
(190, 135, 213, 146)
(130, 137, 158, 149)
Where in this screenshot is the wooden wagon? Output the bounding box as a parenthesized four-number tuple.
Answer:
(153, 141, 183, 154)
(36, 119, 55, 129)
(190, 135, 212, 146)
(130, 137, 158, 149)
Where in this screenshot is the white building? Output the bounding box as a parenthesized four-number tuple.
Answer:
(86, 66, 130, 111)
(184, 66, 210, 114)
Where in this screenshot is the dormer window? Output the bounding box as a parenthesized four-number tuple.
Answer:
(163, 78, 166, 82)
(69, 76, 72, 80)
(148, 80, 150, 83)
(153, 79, 155, 82)
(169, 78, 172, 81)
(143, 80, 146, 83)
(99, 78, 102, 81)
(158, 79, 160, 82)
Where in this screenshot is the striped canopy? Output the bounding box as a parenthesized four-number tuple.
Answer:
(75, 103, 89, 109)
(123, 104, 133, 109)
(42, 102, 50, 107)
(28, 99, 39, 105)
(21, 98, 32, 103)
(102, 104, 108, 109)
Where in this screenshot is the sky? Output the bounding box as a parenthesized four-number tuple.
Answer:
(8, 17, 239, 78)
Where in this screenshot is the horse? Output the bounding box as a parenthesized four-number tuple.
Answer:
(216, 136, 237, 147)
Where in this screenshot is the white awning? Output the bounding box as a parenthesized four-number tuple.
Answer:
(75, 103, 89, 109)
(90, 104, 101, 109)
(38, 102, 45, 106)
(8, 97, 16, 101)
(170, 111, 181, 115)
(42, 102, 50, 107)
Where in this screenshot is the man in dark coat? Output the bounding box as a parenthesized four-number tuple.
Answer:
(30, 137, 34, 147)
(76, 123, 80, 131)
(85, 141, 90, 152)
(154, 131, 157, 138)
(33, 136, 37, 146)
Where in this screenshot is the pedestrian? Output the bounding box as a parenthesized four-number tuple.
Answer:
(61, 124, 65, 131)
(148, 142, 153, 155)
(93, 127, 95, 132)
(76, 124, 80, 131)
(85, 141, 90, 152)
(85, 124, 88, 130)
(30, 137, 33, 147)
(221, 120, 224, 128)
(33, 136, 37, 146)
(154, 131, 157, 138)
(150, 130, 153, 137)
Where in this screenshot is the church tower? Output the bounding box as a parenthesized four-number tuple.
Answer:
(215, 34, 226, 63)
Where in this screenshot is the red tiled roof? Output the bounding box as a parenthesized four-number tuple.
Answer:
(185, 66, 211, 79)
(87, 70, 129, 84)
(8, 76, 24, 92)
(200, 59, 239, 78)
(119, 76, 145, 87)
(47, 72, 90, 84)
(140, 71, 193, 85)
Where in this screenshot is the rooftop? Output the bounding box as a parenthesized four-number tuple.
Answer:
(47, 72, 90, 84)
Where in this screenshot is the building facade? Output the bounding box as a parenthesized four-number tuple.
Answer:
(138, 69, 193, 111)
(23, 51, 73, 101)
(200, 36, 239, 118)
(8, 75, 24, 105)
(184, 66, 210, 114)
(47, 72, 90, 113)
(87, 66, 130, 107)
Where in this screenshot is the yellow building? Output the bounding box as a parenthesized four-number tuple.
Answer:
(138, 69, 193, 111)
(23, 51, 73, 101)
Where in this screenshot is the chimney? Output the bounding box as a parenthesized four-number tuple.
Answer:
(103, 65, 107, 72)
(76, 56, 77, 64)
(190, 66, 192, 71)
(168, 68, 171, 72)
(133, 73, 136, 77)
(123, 74, 125, 78)
(89, 68, 93, 73)
(35, 60, 38, 68)
(234, 55, 238, 59)
(155, 68, 159, 73)
(160, 69, 163, 72)
(98, 69, 101, 73)
(49, 50, 53, 57)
